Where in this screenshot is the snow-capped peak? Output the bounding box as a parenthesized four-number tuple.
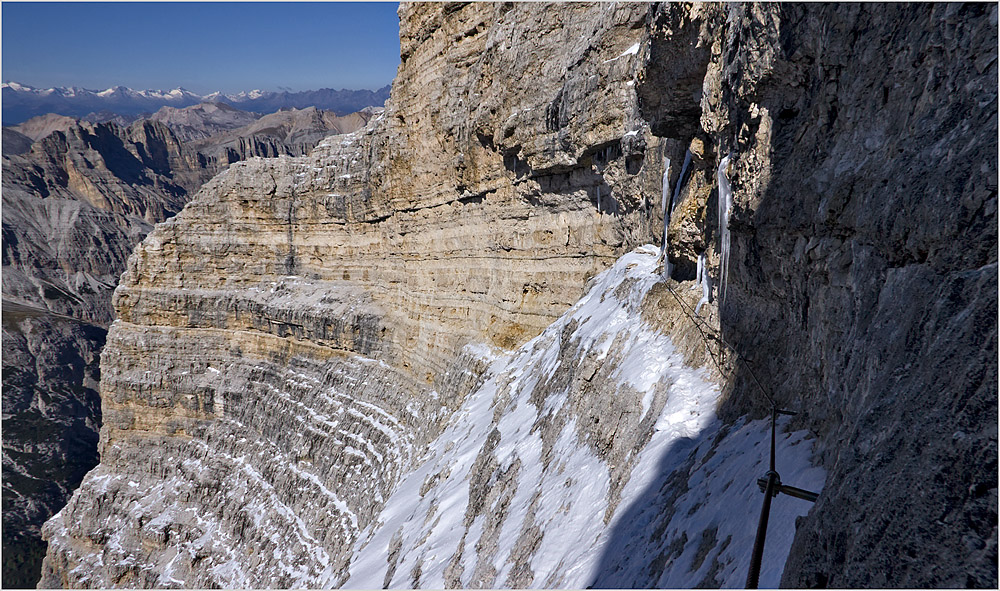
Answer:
(2, 82, 392, 126)
(2, 81, 33, 91)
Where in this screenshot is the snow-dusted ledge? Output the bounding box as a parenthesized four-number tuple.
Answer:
(345, 246, 825, 588)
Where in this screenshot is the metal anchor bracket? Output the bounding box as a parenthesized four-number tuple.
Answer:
(745, 406, 820, 589)
(756, 477, 820, 503)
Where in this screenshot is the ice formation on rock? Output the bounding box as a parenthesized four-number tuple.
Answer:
(672, 149, 692, 210)
(658, 150, 694, 281)
(716, 154, 733, 304)
(659, 157, 672, 277)
(695, 251, 711, 315)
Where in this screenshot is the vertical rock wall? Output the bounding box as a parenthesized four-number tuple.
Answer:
(40, 3, 680, 587)
(38, 2, 997, 588)
(643, 3, 998, 586)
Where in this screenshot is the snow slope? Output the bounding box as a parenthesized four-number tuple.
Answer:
(40, 246, 823, 588)
(344, 246, 825, 588)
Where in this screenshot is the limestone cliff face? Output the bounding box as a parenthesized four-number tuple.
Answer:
(2, 106, 377, 585)
(40, 2, 996, 589)
(41, 2, 675, 586)
(684, 4, 997, 586)
(110, 1, 665, 390)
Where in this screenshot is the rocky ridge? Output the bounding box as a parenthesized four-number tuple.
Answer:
(8, 114, 80, 143)
(148, 102, 261, 142)
(40, 2, 997, 589)
(185, 106, 375, 164)
(2, 104, 377, 585)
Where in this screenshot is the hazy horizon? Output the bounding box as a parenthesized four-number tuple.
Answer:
(1, 2, 401, 95)
(1, 80, 392, 93)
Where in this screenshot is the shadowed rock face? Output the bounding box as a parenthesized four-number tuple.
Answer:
(664, 3, 996, 587)
(2, 128, 33, 156)
(2, 304, 104, 589)
(36, 2, 997, 589)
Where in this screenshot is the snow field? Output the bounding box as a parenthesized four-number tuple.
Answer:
(344, 246, 825, 588)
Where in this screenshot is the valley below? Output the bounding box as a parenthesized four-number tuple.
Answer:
(2, 95, 383, 586)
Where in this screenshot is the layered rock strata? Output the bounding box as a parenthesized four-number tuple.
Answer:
(40, 1, 997, 589)
(41, 2, 682, 586)
(2, 106, 377, 585)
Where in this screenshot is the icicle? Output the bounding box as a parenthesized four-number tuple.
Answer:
(692, 248, 704, 290)
(671, 150, 693, 212)
(658, 157, 671, 277)
(695, 251, 712, 315)
(717, 154, 733, 304)
(660, 150, 694, 280)
(660, 156, 671, 218)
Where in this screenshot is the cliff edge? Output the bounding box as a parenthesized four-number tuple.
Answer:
(40, 2, 996, 588)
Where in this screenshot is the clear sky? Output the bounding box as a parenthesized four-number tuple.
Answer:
(1, 1, 401, 94)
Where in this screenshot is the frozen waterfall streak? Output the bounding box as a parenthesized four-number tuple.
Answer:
(693, 250, 705, 290)
(658, 156, 671, 275)
(695, 252, 711, 315)
(659, 151, 693, 280)
(672, 150, 692, 208)
(716, 154, 733, 305)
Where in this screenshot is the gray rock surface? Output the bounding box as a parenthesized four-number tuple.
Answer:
(2, 105, 377, 586)
(185, 106, 376, 165)
(668, 3, 997, 586)
(2, 303, 104, 588)
(36, 2, 998, 589)
(149, 102, 261, 142)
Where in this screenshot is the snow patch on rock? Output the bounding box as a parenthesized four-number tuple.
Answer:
(345, 247, 824, 588)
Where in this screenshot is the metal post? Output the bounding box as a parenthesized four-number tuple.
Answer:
(747, 407, 779, 589)
(746, 469, 778, 588)
(769, 406, 776, 472)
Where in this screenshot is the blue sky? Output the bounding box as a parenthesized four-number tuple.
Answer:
(2, 2, 401, 94)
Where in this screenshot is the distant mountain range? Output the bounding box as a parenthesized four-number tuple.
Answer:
(1, 82, 392, 125)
